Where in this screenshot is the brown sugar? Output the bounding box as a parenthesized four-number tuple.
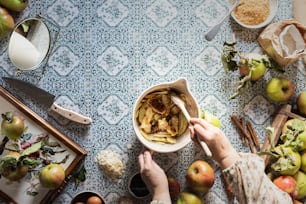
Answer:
(234, 0, 270, 25)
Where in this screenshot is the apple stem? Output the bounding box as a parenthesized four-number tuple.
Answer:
(2, 112, 13, 123)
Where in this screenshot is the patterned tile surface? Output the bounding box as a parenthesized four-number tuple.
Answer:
(0, 0, 302, 204)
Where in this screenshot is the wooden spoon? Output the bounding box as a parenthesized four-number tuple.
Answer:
(171, 95, 212, 157)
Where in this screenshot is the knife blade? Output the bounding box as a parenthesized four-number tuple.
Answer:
(2, 77, 92, 125)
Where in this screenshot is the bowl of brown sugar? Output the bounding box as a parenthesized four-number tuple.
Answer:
(230, 0, 278, 29)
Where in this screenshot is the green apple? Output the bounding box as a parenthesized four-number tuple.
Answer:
(266, 77, 294, 102)
(239, 53, 268, 81)
(297, 92, 306, 116)
(271, 145, 301, 176)
(301, 150, 306, 173)
(281, 119, 306, 151)
(39, 163, 65, 189)
(296, 131, 306, 151)
(177, 192, 203, 204)
(0, 152, 29, 181)
(294, 171, 306, 200)
(0, 0, 28, 12)
(0, 7, 14, 38)
(1, 112, 25, 139)
(281, 119, 306, 135)
(186, 160, 215, 193)
(200, 109, 221, 129)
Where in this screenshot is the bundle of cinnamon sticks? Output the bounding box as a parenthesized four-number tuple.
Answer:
(230, 115, 260, 153)
(220, 115, 261, 203)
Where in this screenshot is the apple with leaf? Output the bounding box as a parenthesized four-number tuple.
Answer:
(0, 142, 42, 181)
(221, 41, 275, 99)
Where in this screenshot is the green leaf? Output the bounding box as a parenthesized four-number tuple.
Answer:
(257, 150, 279, 157)
(0, 156, 18, 173)
(21, 157, 40, 168)
(221, 41, 240, 73)
(26, 191, 38, 196)
(41, 146, 55, 155)
(230, 79, 252, 99)
(22, 141, 43, 156)
(73, 165, 86, 190)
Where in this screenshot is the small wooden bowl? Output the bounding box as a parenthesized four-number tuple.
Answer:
(70, 191, 105, 204)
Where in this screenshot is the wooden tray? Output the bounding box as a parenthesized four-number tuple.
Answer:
(260, 104, 306, 166)
(0, 86, 87, 204)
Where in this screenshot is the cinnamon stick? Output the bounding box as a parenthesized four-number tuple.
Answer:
(231, 115, 245, 145)
(246, 121, 260, 149)
(231, 115, 256, 153)
(240, 117, 246, 146)
(279, 110, 306, 120)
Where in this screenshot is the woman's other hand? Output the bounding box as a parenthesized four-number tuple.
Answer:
(138, 150, 171, 203)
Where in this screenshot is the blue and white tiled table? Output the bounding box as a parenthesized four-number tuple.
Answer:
(0, 0, 304, 203)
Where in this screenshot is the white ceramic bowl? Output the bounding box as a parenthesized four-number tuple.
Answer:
(132, 78, 199, 153)
(230, 0, 278, 29)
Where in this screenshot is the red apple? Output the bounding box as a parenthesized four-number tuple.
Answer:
(168, 177, 180, 200)
(177, 192, 202, 204)
(266, 77, 294, 102)
(273, 175, 298, 199)
(186, 160, 215, 193)
(39, 163, 65, 189)
(297, 91, 306, 116)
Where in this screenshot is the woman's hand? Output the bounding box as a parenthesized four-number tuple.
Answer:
(138, 150, 171, 203)
(190, 118, 239, 169)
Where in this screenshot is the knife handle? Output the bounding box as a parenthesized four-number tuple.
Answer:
(50, 103, 92, 125)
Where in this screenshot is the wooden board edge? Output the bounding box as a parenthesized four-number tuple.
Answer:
(0, 86, 88, 203)
(260, 104, 292, 167)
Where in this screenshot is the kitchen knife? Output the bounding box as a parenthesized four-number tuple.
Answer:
(2, 77, 92, 125)
(292, 0, 306, 64)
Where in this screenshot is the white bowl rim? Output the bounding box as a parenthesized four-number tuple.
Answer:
(132, 78, 200, 153)
(230, 0, 278, 29)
